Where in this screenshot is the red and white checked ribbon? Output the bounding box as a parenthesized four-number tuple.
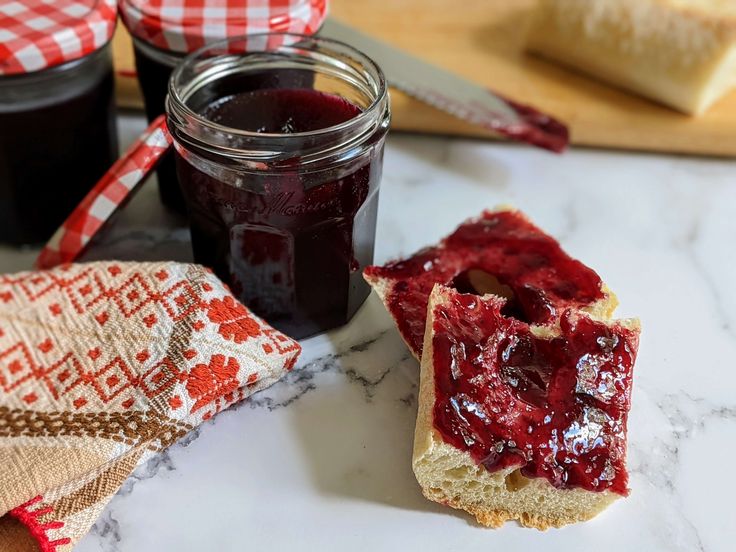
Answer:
(36, 116, 172, 270)
(118, 0, 327, 54)
(0, 0, 117, 75)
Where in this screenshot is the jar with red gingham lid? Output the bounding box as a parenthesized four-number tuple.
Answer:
(166, 33, 389, 338)
(0, 0, 119, 245)
(118, 0, 328, 213)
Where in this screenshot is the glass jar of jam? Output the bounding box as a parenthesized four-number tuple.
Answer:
(0, 0, 118, 245)
(166, 34, 390, 339)
(119, 0, 327, 213)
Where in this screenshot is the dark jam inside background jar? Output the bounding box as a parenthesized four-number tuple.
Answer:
(132, 43, 185, 213)
(167, 36, 390, 339)
(0, 46, 118, 245)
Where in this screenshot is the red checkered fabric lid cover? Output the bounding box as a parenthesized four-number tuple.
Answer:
(119, 0, 328, 54)
(36, 115, 172, 271)
(0, 0, 117, 76)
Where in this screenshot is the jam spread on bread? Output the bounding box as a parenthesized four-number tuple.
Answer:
(430, 289, 637, 494)
(364, 210, 606, 357)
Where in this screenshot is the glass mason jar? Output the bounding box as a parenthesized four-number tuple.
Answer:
(0, 45, 118, 245)
(166, 34, 390, 339)
(119, 0, 327, 214)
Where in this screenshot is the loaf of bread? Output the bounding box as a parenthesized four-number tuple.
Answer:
(413, 285, 640, 529)
(525, 0, 736, 114)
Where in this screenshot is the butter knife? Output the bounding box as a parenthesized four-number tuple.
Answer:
(321, 19, 568, 153)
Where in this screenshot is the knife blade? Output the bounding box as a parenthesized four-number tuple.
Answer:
(320, 19, 568, 153)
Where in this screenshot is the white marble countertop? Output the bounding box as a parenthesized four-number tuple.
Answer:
(1, 114, 734, 551)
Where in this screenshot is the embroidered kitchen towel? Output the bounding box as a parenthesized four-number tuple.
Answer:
(0, 261, 301, 551)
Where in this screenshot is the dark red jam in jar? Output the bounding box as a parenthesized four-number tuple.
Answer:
(429, 288, 639, 494)
(119, 0, 328, 213)
(167, 35, 390, 338)
(0, 1, 118, 245)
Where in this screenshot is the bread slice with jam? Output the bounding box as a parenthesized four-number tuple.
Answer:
(412, 285, 640, 529)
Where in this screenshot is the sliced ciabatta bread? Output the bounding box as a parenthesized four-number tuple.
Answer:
(364, 207, 618, 360)
(413, 286, 640, 529)
(525, 0, 736, 114)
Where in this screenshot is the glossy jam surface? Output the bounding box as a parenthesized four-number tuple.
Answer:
(201, 89, 360, 132)
(431, 289, 638, 494)
(364, 210, 606, 357)
(177, 88, 382, 339)
(0, 64, 117, 245)
(134, 46, 318, 212)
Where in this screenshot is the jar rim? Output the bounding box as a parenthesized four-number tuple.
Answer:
(166, 32, 388, 142)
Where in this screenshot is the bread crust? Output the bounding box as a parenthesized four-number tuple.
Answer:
(363, 272, 421, 359)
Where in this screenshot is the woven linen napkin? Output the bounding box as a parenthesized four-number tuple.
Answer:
(0, 261, 301, 551)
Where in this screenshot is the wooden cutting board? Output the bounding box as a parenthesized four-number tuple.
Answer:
(113, 0, 736, 157)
